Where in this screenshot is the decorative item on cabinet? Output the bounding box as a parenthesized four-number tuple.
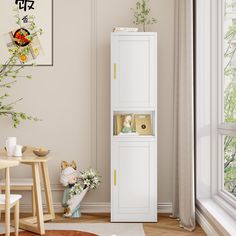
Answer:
(114, 113, 154, 136)
(114, 114, 123, 135)
(113, 27, 138, 32)
(134, 114, 152, 135)
(131, 0, 157, 32)
(114, 114, 135, 135)
(121, 114, 133, 133)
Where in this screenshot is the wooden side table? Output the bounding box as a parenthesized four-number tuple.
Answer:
(0, 147, 55, 235)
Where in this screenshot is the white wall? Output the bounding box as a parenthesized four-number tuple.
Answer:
(0, 0, 175, 212)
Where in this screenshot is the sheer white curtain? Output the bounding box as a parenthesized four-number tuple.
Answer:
(172, 0, 195, 231)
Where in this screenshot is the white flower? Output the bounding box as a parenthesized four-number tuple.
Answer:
(80, 168, 101, 190)
(69, 183, 83, 199)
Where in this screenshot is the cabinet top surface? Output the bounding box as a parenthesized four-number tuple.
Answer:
(111, 32, 157, 36)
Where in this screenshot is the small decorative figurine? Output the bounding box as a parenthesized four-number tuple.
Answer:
(60, 161, 101, 218)
(60, 161, 82, 218)
(122, 114, 133, 133)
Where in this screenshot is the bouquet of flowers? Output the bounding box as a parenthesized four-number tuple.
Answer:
(69, 183, 83, 199)
(67, 168, 101, 199)
(80, 168, 101, 190)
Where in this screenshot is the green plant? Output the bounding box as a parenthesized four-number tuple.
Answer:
(0, 7, 42, 128)
(131, 0, 157, 32)
(223, 0, 236, 197)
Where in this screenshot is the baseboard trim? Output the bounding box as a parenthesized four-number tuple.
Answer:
(20, 202, 173, 214)
(196, 208, 220, 236)
(157, 202, 173, 213)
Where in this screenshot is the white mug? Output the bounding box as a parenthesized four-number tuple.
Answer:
(6, 137, 17, 157)
(14, 145, 22, 157)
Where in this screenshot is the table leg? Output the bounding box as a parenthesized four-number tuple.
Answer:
(18, 161, 55, 235)
(41, 162, 55, 219)
(0, 186, 2, 221)
(32, 163, 45, 235)
(5, 168, 10, 236)
(14, 201, 19, 236)
(32, 185, 36, 216)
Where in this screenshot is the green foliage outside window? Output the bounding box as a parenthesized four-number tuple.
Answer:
(224, 0, 236, 197)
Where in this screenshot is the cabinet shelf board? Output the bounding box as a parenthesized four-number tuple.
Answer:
(112, 108, 156, 112)
(112, 135, 156, 141)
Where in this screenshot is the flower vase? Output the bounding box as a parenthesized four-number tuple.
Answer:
(66, 187, 88, 218)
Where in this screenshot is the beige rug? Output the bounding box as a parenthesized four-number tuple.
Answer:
(0, 230, 97, 236)
(0, 223, 145, 236)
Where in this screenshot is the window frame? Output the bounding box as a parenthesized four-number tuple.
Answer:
(213, 0, 236, 214)
(196, 0, 236, 231)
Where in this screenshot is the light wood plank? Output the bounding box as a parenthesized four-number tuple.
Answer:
(5, 168, 10, 236)
(31, 163, 45, 235)
(18, 220, 41, 234)
(41, 162, 55, 219)
(0, 160, 19, 169)
(0, 148, 53, 163)
(32, 186, 36, 217)
(14, 201, 19, 236)
(0, 186, 32, 191)
(2, 213, 207, 235)
(19, 214, 54, 224)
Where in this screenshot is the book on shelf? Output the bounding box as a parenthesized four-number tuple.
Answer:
(113, 27, 138, 32)
(114, 114, 123, 135)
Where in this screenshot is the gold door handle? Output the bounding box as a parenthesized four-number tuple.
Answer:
(114, 64, 117, 80)
(114, 169, 117, 186)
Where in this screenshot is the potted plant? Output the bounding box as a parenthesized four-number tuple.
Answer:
(131, 0, 157, 32)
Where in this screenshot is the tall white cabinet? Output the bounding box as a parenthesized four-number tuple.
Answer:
(111, 32, 157, 222)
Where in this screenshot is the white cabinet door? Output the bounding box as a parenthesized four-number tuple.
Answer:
(111, 141, 157, 222)
(111, 34, 157, 109)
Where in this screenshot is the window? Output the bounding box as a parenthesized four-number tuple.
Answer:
(225, 0, 236, 12)
(230, 0, 236, 11)
(218, 0, 236, 202)
(196, 0, 236, 232)
(224, 136, 236, 197)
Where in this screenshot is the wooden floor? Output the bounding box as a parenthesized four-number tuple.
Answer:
(1, 213, 206, 236)
(52, 213, 206, 236)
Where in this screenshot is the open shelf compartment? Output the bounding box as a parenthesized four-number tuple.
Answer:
(112, 110, 157, 138)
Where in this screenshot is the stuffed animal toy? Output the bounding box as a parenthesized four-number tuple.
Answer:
(60, 160, 82, 218)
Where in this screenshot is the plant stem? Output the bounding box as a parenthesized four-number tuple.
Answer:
(5, 98, 23, 107)
(0, 80, 17, 88)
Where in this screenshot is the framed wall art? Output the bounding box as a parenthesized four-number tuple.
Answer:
(0, 0, 53, 66)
